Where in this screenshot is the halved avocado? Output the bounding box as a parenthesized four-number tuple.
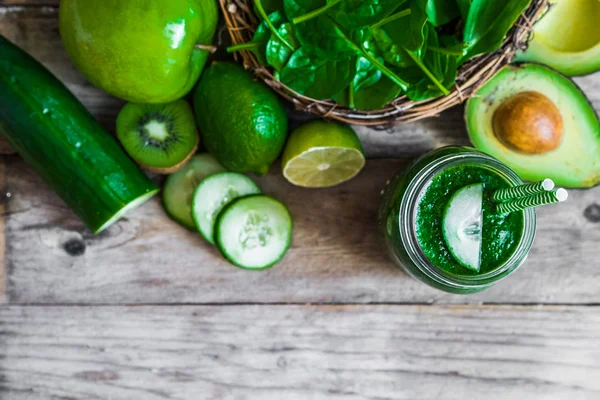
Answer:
(514, 0, 600, 76)
(466, 63, 600, 188)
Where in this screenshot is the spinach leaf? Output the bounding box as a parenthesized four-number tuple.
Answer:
(226, 11, 287, 65)
(426, 0, 460, 27)
(373, 21, 451, 97)
(334, 75, 402, 110)
(372, 28, 414, 68)
(283, 0, 325, 20)
(428, 35, 467, 56)
(382, 0, 428, 52)
(289, 0, 403, 28)
(280, 48, 356, 100)
(333, 53, 399, 110)
(354, 56, 382, 91)
(329, 0, 405, 30)
(455, 0, 471, 21)
(266, 23, 300, 71)
(371, 1, 427, 69)
(257, 0, 285, 15)
(369, 8, 412, 30)
(293, 15, 357, 60)
(406, 25, 457, 101)
(293, 16, 410, 90)
(461, 0, 531, 62)
(255, 0, 295, 51)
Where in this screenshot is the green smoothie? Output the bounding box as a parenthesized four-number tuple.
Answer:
(378, 146, 536, 294)
(415, 164, 525, 276)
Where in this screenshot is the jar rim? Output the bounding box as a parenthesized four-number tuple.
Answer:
(399, 148, 536, 289)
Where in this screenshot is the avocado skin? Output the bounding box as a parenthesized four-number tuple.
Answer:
(59, 0, 218, 103)
(514, 0, 600, 76)
(466, 63, 600, 188)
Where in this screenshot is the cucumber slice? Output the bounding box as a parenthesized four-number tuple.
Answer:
(163, 154, 226, 229)
(215, 195, 293, 270)
(442, 183, 484, 272)
(192, 172, 262, 244)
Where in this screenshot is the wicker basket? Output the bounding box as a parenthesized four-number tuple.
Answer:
(220, 0, 548, 126)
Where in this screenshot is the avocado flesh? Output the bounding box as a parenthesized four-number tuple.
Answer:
(466, 63, 600, 188)
(515, 0, 600, 76)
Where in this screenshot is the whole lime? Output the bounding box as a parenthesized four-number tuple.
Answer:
(59, 0, 218, 103)
(194, 62, 288, 175)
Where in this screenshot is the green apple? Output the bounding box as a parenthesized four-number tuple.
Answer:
(59, 0, 218, 103)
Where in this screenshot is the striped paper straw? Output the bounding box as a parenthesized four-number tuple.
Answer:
(492, 179, 555, 202)
(496, 188, 568, 214)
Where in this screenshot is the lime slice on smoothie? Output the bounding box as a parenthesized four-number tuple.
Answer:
(442, 183, 484, 272)
(281, 120, 365, 188)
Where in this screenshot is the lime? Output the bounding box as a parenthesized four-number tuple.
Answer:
(194, 62, 288, 175)
(281, 120, 365, 188)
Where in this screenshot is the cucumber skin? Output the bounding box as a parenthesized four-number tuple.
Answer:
(214, 195, 293, 270)
(0, 35, 158, 233)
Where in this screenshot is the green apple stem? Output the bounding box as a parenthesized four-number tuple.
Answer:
(194, 44, 217, 53)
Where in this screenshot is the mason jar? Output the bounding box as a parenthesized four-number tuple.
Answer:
(378, 146, 536, 294)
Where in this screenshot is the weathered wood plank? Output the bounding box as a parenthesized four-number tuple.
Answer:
(1, 305, 599, 400)
(3, 155, 600, 305)
(1, 4, 600, 305)
(0, 161, 6, 304)
(0, 1, 59, 5)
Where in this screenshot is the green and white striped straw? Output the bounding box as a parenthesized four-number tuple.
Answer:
(496, 188, 568, 214)
(492, 179, 555, 202)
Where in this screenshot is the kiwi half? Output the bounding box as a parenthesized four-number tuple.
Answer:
(116, 100, 199, 174)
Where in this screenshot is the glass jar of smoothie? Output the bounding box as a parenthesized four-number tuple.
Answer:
(378, 146, 536, 294)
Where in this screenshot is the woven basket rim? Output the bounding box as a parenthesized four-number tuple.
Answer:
(220, 0, 549, 126)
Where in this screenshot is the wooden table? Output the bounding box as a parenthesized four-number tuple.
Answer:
(1, 2, 599, 399)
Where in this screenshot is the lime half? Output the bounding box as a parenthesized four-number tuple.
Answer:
(281, 121, 365, 188)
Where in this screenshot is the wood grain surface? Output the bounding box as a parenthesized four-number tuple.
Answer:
(1, 305, 599, 400)
(2, 155, 599, 305)
(0, 3, 599, 306)
(1, 2, 600, 399)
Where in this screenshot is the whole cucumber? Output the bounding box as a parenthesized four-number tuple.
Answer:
(0, 35, 158, 233)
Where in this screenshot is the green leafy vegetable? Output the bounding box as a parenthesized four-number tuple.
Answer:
(371, 1, 428, 68)
(290, 0, 404, 29)
(227, 11, 288, 65)
(406, 25, 457, 100)
(372, 28, 414, 68)
(292, 0, 341, 24)
(369, 8, 412, 30)
(257, 0, 284, 15)
(382, 0, 428, 52)
(462, 0, 531, 61)
(455, 0, 471, 20)
(280, 48, 355, 99)
(426, 0, 459, 27)
(334, 75, 402, 110)
(256, 0, 295, 51)
(293, 15, 357, 60)
(283, 0, 325, 20)
(230, 0, 532, 110)
(267, 22, 300, 71)
(328, 0, 405, 30)
(293, 17, 409, 89)
(354, 56, 382, 91)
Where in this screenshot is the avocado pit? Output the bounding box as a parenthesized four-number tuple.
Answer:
(492, 91, 563, 154)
